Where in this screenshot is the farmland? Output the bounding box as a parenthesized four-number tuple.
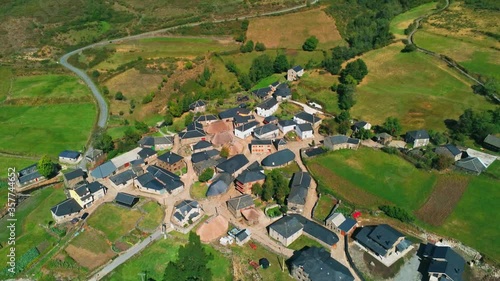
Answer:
(87, 203, 145, 242)
(65, 228, 116, 270)
(389, 2, 438, 38)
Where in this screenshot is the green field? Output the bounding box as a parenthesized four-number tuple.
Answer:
(138, 201, 164, 231)
(288, 235, 325, 251)
(389, 2, 437, 37)
(9, 75, 92, 102)
(251, 73, 285, 90)
(0, 67, 13, 102)
(295, 71, 340, 113)
(0, 156, 38, 179)
(312, 195, 336, 222)
(87, 204, 143, 242)
(352, 43, 495, 131)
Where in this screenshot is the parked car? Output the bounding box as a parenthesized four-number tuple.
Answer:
(81, 212, 89, 220)
(70, 218, 79, 224)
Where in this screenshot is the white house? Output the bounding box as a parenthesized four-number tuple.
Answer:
(278, 120, 296, 134)
(255, 98, 278, 117)
(352, 121, 372, 132)
(234, 121, 259, 139)
(287, 65, 304, 81)
(59, 150, 82, 163)
(253, 123, 280, 140)
(405, 130, 430, 148)
(172, 200, 203, 227)
(293, 111, 322, 128)
(295, 123, 314, 140)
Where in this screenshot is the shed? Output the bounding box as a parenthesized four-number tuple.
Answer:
(115, 192, 139, 208)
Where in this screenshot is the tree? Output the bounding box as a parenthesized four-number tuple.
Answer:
(337, 83, 356, 110)
(184, 112, 194, 126)
(252, 183, 263, 197)
(354, 128, 373, 140)
(273, 54, 289, 73)
(255, 42, 266, 52)
(379, 205, 415, 223)
(92, 70, 100, 78)
(262, 176, 275, 201)
(220, 146, 230, 158)
(37, 155, 54, 178)
(337, 121, 350, 135)
(164, 112, 174, 126)
(302, 36, 319, 51)
(237, 74, 252, 90)
(382, 117, 402, 136)
(272, 171, 289, 205)
(249, 54, 274, 83)
(336, 110, 351, 124)
(339, 59, 368, 84)
(134, 121, 149, 134)
(428, 130, 447, 145)
(199, 168, 213, 182)
(163, 232, 213, 281)
(240, 40, 254, 53)
(433, 154, 454, 171)
(94, 132, 114, 152)
(401, 43, 417, 53)
(115, 91, 125, 100)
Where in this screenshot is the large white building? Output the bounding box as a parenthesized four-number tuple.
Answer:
(234, 121, 259, 139)
(255, 98, 279, 117)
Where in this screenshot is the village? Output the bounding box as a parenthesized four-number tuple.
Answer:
(15, 65, 499, 281)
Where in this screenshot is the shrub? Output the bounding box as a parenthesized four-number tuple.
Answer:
(255, 42, 266, 52)
(379, 205, 415, 223)
(115, 91, 125, 100)
(302, 36, 319, 51)
(199, 168, 213, 182)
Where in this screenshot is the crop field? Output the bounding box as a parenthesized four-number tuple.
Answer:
(307, 148, 437, 210)
(87, 203, 144, 242)
(351, 43, 496, 131)
(246, 8, 344, 49)
(389, 2, 437, 38)
(65, 228, 116, 270)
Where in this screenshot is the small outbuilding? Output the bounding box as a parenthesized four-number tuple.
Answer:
(115, 192, 139, 208)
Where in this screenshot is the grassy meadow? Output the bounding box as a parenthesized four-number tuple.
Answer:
(87, 203, 144, 242)
(294, 71, 340, 113)
(389, 2, 437, 38)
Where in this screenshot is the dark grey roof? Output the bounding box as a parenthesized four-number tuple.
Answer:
(296, 123, 313, 132)
(86, 148, 103, 160)
(193, 158, 225, 174)
(174, 200, 200, 222)
(273, 138, 287, 149)
(51, 198, 82, 217)
(189, 100, 206, 109)
(425, 245, 465, 281)
(194, 114, 218, 123)
(146, 165, 183, 193)
(484, 134, 500, 148)
(227, 194, 254, 210)
(435, 144, 462, 157)
(252, 87, 272, 98)
(455, 157, 486, 174)
(269, 216, 303, 238)
(109, 170, 136, 185)
(91, 161, 117, 179)
(289, 214, 340, 246)
(288, 247, 354, 281)
(251, 139, 273, 146)
(270, 81, 280, 87)
(261, 149, 295, 167)
(291, 65, 303, 72)
(273, 83, 291, 98)
(253, 123, 279, 136)
(376, 132, 392, 139)
(64, 169, 85, 181)
(303, 147, 326, 158)
(136, 173, 166, 191)
(355, 224, 404, 256)
(207, 173, 233, 196)
(235, 121, 259, 132)
(219, 107, 251, 119)
(193, 140, 212, 151)
(257, 98, 278, 110)
(326, 135, 360, 145)
(278, 119, 296, 128)
(353, 121, 368, 129)
(236, 170, 265, 184)
(18, 163, 43, 184)
(191, 149, 220, 164)
(87, 181, 105, 194)
(338, 218, 357, 233)
(59, 150, 81, 159)
(294, 111, 321, 124)
(138, 136, 173, 147)
(138, 147, 157, 159)
(288, 172, 311, 205)
(406, 130, 429, 140)
(75, 184, 89, 197)
(234, 114, 255, 125)
(264, 116, 278, 124)
(245, 161, 263, 172)
(216, 154, 249, 174)
(179, 122, 205, 139)
(115, 192, 139, 207)
(158, 151, 183, 164)
(235, 229, 250, 242)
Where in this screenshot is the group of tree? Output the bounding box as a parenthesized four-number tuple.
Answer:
(249, 54, 274, 83)
(450, 108, 500, 143)
(339, 59, 368, 84)
(235, 19, 249, 42)
(336, 82, 356, 111)
(382, 117, 402, 136)
(255, 170, 289, 205)
(240, 40, 254, 53)
(379, 205, 415, 223)
(37, 155, 56, 178)
(302, 36, 319, 51)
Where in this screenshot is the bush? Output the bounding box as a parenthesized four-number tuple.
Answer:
(115, 91, 125, 100)
(255, 42, 266, 52)
(379, 205, 415, 223)
(240, 40, 254, 53)
(141, 92, 155, 104)
(401, 44, 417, 53)
(199, 168, 213, 182)
(302, 36, 319, 51)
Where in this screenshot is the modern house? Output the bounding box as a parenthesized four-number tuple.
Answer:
(405, 130, 430, 148)
(156, 151, 185, 173)
(273, 84, 292, 101)
(287, 172, 311, 214)
(354, 224, 411, 259)
(435, 144, 462, 161)
(216, 154, 249, 176)
(420, 244, 465, 281)
(293, 112, 321, 128)
(135, 165, 184, 195)
(235, 169, 266, 194)
(255, 98, 279, 117)
(191, 140, 213, 153)
(172, 200, 203, 227)
(352, 121, 372, 132)
(138, 136, 174, 151)
(295, 123, 314, 140)
(250, 139, 274, 155)
(278, 119, 296, 134)
(227, 194, 255, 218)
(234, 121, 259, 139)
(137, 147, 158, 165)
(287, 65, 304, 81)
(253, 123, 280, 139)
(234, 113, 256, 127)
(288, 247, 354, 281)
(455, 157, 487, 175)
(325, 213, 358, 236)
(115, 192, 139, 208)
(206, 172, 233, 197)
(63, 169, 86, 188)
(194, 114, 218, 126)
(261, 149, 295, 169)
(324, 135, 360, 151)
(59, 150, 82, 163)
(268, 216, 304, 246)
(483, 134, 500, 152)
(189, 100, 206, 113)
(17, 163, 45, 187)
(108, 169, 137, 189)
(68, 181, 107, 208)
(179, 122, 207, 145)
(50, 198, 83, 223)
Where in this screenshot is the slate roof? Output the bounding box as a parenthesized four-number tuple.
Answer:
(136, 173, 165, 191)
(278, 119, 296, 128)
(353, 121, 369, 130)
(376, 132, 392, 139)
(18, 163, 43, 184)
(157, 151, 183, 165)
(86, 148, 103, 160)
(194, 114, 218, 123)
(87, 181, 106, 194)
(484, 134, 500, 148)
(191, 149, 220, 164)
(251, 139, 273, 146)
(137, 147, 157, 159)
(273, 138, 287, 149)
(115, 192, 139, 207)
(273, 84, 291, 98)
(253, 123, 279, 136)
(288, 247, 354, 281)
(235, 229, 250, 242)
(189, 100, 206, 110)
(90, 161, 117, 179)
(234, 114, 255, 125)
(245, 161, 264, 172)
(236, 170, 265, 184)
(252, 87, 272, 99)
(423, 244, 465, 281)
(51, 198, 82, 217)
(193, 158, 225, 174)
(219, 107, 251, 119)
(138, 136, 173, 147)
(235, 121, 259, 132)
(269, 216, 303, 239)
(288, 172, 311, 205)
(257, 98, 278, 110)
(406, 130, 429, 140)
(294, 111, 321, 124)
(145, 165, 183, 192)
(325, 135, 360, 145)
(227, 194, 254, 210)
(216, 154, 249, 174)
(174, 200, 200, 222)
(264, 116, 278, 124)
(435, 144, 462, 157)
(109, 169, 136, 186)
(355, 224, 404, 256)
(206, 172, 233, 196)
(179, 122, 206, 139)
(193, 140, 212, 151)
(59, 150, 81, 159)
(64, 169, 85, 181)
(261, 149, 295, 167)
(291, 65, 303, 72)
(296, 123, 313, 132)
(303, 147, 326, 158)
(339, 218, 357, 233)
(289, 214, 340, 246)
(455, 157, 486, 174)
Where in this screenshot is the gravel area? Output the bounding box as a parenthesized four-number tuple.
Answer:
(391, 253, 421, 281)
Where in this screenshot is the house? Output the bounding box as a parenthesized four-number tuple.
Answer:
(268, 216, 304, 246)
(263, 116, 279, 124)
(354, 224, 411, 259)
(90, 161, 117, 179)
(191, 149, 220, 164)
(219, 106, 252, 122)
(252, 87, 272, 99)
(295, 123, 314, 140)
(137, 147, 157, 164)
(69, 181, 107, 208)
(216, 154, 249, 176)
(50, 198, 83, 223)
(352, 121, 372, 132)
(405, 130, 430, 148)
(273, 84, 292, 101)
(250, 139, 274, 155)
(109, 147, 145, 171)
(191, 140, 213, 153)
(287, 65, 304, 81)
(194, 114, 218, 126)
(420, 244, 465, 281)
(115, 192, 139, 208)
(255, 98, 279, 117)
(261, 149, 295, 168)
(59, 150, 82, 163)
(287, 172, 311, 214)
(157, 151, 185, 173)
(135, 165, 184, 195)
(189, 100, 206, 113)
(435, 144, 462, 161)
(109, 169, 136, 189)
(235, 169, 266, 194)
(227, 194, 255, 218)
(63, 169, 86, 188)
(172, 200, 203, 227)
(234, 121, 259, 139)
(17, 163, 45, 187)
(293, 112, 322, 128)
(288, 247, 354, 281)
(455, 157, 486, 175)
(375, 133, 393, 145)
(138, 136, 173, 151)
(85, 148, 105, 165)
(278, 119, 296, 134)
(325, 213, 358, 236)
(233, 113, 256, 127)
(253, 123, 280, 139)
(179, 122, 207, 145)
(206, 172, 233, 197)
(273, 138, 287, 151)
(234, 229, 252, 245)
(324, 135, 360, 151)
(193, 157, 225, 176)
(483, 134, 500, 152)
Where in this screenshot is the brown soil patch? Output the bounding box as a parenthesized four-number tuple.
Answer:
(196, 215, 228, 242)
(212, 131, 234, 146)
(205, 120, 232, 134)
(246, 8, 343, 49)
(65, 244, 115, 270)
(416, 174, 470, 226)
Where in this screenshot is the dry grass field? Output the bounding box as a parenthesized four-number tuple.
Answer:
(65, 228, 116, 270)
(246, 8, 344, 49)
